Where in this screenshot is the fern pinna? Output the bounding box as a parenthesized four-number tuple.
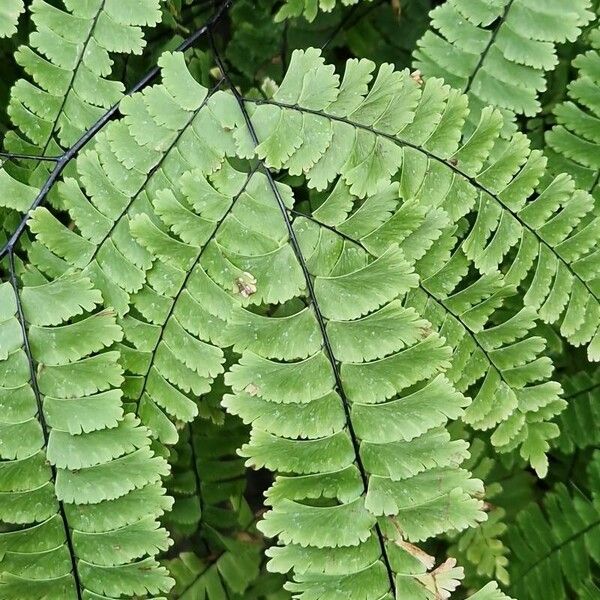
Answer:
(1, 1, 599, 599)
(0, 272, 173, 596)
(546, 14, 600, 197)
(0, 0, 163, 215)
(414, 0, 594, 133)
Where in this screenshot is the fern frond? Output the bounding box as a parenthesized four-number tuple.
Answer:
(0, 0, 162, 213)
(0, 0, 24, 38)
(508, 457, 600, 600)
(236, 48, 600, 362)
(546, 22, 600, 196)
(0, 271, 174, 597)
(166, 533, 262, 599)
(579, 580, 600, 600)
(244, 571, 292, 600)
(232, 47, 573, 471)
(554, 367, 600, 454)
(166, 412, 248, 539)
(113, 49, 492, 598)
(294, 183, 565, 475)
(413, 0, 594, 133)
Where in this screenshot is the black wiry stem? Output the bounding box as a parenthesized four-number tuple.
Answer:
(210, 30, 398, 597)
(245, 96, 599, 308)
(0, 0, 233, 262)
(0, 152, 61, 162)
(7, 251, 83, 599)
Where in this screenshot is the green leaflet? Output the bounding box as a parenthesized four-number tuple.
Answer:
(0, 0, 23, 38)
(445, 435, 535, 588)
(413, 0, 594, 133)
(0, 275, 173, 597)
(546, 22, 600, 197)
(163, 411, 261, 600)
(0, 0, 162, 214)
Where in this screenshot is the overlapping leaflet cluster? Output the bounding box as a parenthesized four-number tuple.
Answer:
(28, 52, 236, 450)
(554, 368, 600, 454)
(232, 48, 595, 476)
(3, 8, 597, 598)
(16, 37, 597, 595)
(164, 416, 262, 599)
(94, 47, 536, 597)
(165, 414, 249, 538)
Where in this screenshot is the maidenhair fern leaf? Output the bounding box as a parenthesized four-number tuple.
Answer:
(0, 0, 162, 214)
(0, 0, 24, 38)
(288, 164, 564, 475)
(0, 273, 173, 597)
(546, 21, 600, 197)
(232, 47, 579, 471)
(164, 389, 259, 597)
(116, 50, 491, 597)
(237, 49, 600, 363)
(414, 0, 594, 133)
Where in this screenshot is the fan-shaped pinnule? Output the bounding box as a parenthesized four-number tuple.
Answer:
(0, 0, 24, 38)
